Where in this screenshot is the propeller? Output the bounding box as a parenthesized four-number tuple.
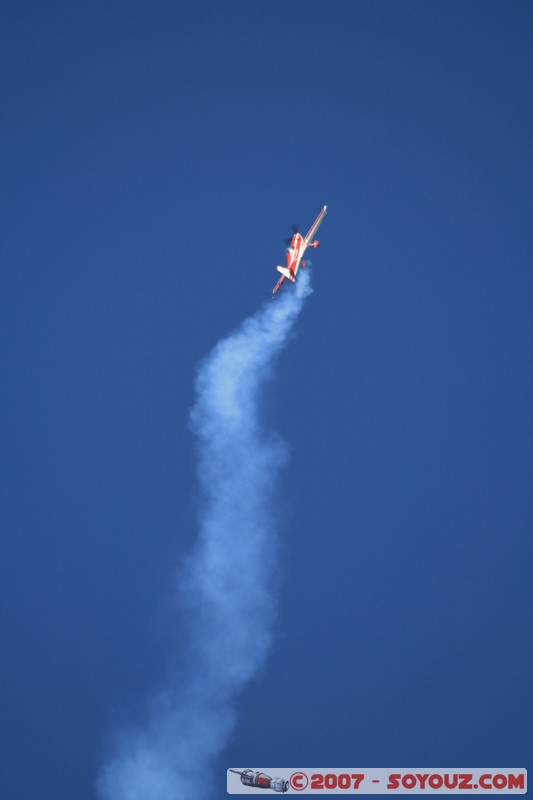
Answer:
(284, 224, 299, 246)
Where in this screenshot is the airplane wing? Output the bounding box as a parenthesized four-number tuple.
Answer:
(304, 205, 327, 244)
(272, 274, 286, 296)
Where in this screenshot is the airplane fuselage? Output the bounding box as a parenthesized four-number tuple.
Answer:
(285, 232, 306, 277)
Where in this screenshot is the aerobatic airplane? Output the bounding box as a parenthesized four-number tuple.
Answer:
(272, 205, 327, 296)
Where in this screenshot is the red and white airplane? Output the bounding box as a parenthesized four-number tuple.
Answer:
(272, 205, 327, 296)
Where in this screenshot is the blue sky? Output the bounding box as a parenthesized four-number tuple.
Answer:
(1, 2, 532, 798)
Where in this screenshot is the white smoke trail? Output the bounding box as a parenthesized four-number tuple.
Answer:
(97, 272, 312, 800)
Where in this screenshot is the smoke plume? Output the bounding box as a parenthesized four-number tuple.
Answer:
(97, 273, 312, 800)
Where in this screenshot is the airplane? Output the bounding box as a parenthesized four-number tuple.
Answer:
(229, 769, 289, 793)
(272, 205, 327, 296)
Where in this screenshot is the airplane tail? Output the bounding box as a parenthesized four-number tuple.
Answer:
(272, 266, 296, 297)
(276, 266, 295, 283)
